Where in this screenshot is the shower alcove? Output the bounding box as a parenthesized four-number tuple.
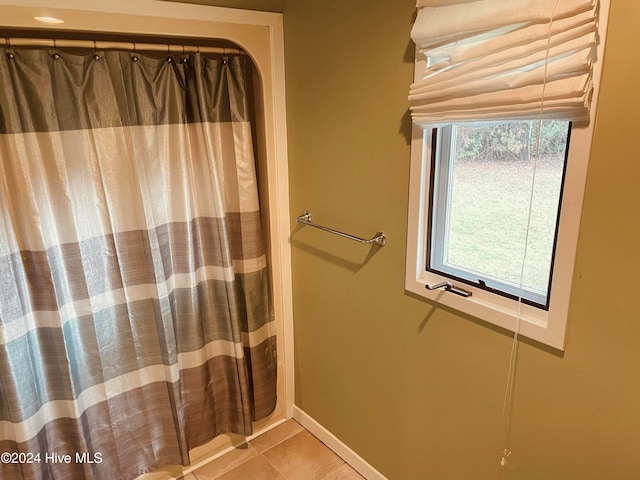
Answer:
(0, 1, 294, 478)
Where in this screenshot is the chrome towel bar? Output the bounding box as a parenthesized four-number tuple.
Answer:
(296, 211, 387, 247)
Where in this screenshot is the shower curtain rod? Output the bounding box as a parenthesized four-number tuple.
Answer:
(0, 37, 244, 55)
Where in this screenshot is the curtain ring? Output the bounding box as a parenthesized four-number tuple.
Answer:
(92, 40, 101, 61)
(52, 38, 60, 59)
(181, 44, 188, 64)
(132, 42, 139, 62)
(131, 42, 139, 62)
(6, 37, 14, 59)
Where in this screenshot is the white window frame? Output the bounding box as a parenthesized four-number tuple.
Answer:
(405, 1, 610, 350)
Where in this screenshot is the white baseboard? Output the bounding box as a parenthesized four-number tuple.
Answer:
(292, 406, 389, 480)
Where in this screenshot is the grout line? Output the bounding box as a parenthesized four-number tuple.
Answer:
(254, 427, 306, 478)
(260, 451, 284, 479)
(258, 426, 305, 454)
(293, 406, 389, 480)
(181, 417, 289, 477)
(193, 420, 364, 480)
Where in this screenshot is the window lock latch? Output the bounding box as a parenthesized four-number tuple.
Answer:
(425, 281, 472, 298)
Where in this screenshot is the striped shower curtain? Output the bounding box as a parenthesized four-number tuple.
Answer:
(0, 48, 276, 480)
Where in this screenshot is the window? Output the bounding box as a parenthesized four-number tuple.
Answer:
(405, 0, 610, 350)
(428, 120, 570, 309)
(407, 118, 596, 350)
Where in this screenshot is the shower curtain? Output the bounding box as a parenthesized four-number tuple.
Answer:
(0, 48, 276, 480)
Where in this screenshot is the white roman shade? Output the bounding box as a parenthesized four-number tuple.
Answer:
(409, 0, 599, 125)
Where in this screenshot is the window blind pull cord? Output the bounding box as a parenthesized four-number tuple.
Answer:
(500, 0, 561, 470)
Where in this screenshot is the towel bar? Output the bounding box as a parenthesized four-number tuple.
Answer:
(296, 211, 387, 247)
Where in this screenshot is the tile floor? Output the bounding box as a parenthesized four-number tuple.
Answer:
(183, 420, 364, 480)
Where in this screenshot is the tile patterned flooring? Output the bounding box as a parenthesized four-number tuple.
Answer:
(183, 420, 364, 480)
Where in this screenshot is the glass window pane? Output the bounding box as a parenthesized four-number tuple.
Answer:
(432, 120, 570, 303)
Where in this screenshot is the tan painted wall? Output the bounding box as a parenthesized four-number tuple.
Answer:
(284, 1, 640, 479)
(23, 0, 636, 476)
